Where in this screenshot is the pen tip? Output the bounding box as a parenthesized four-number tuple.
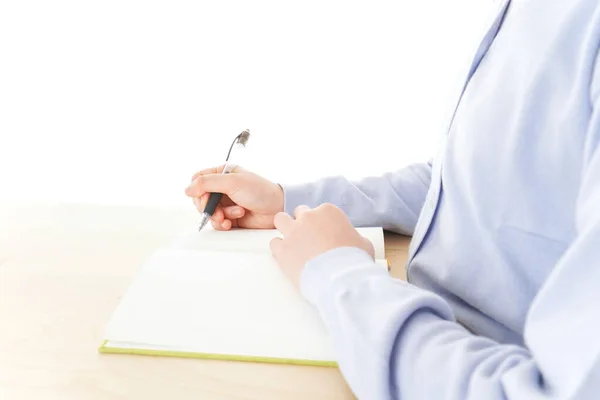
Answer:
(198, 214, 210, 232)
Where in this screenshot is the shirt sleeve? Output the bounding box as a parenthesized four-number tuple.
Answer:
(280, 161, 432, 235)
(297, 73, 600, 400)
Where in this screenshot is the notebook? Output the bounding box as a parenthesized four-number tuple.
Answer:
(99, 226, 387, 367)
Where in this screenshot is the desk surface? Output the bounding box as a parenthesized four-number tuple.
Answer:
(0, 202, 410, 400)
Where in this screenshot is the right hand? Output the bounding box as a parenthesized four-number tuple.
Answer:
(185, 165, 284, 230)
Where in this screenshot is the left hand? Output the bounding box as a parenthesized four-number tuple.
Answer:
(269, 203, 375, 288)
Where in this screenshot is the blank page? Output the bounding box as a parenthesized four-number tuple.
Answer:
(172, 226, 386, 259)
(104, 248, 338, 363)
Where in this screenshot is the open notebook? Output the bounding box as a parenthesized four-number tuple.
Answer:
(99, 227, 387, 367)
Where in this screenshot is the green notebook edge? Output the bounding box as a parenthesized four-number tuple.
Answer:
(98, 340, 338, 368)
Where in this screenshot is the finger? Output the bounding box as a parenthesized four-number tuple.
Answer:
(211, 206, 225, 223)
(190, 164, 245, 182)
(269, 237, 284, 259)
(293, 205, 311, 219)
(200, 192, 209, 208)
(211, 219, 225, 230)
(193, 193, 209, 212)
(222, 205, 245, 219)
(185, 173, 240, 197)
(273, 212, 294, 236)
(221, 219, 232, 230)
(193, 197, 203, 213)
(191, 166, 222, 182)
(211, 218, 232, 231)
(192, 193, 210, 212)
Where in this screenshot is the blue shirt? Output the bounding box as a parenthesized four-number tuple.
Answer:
(282, 0, 600, 398)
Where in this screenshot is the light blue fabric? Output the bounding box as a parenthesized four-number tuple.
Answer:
(281, 0, 600, 398)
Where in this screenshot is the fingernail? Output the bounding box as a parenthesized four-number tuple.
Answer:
(232, 208, 242, 217)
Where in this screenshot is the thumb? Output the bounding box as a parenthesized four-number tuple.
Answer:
(186, 173, 240, 197)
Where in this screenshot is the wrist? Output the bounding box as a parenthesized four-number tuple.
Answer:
(279, 182, 317, 215)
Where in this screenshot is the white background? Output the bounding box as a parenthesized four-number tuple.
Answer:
(0, 0, 492, 207)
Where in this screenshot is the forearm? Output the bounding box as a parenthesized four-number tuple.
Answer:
(300, 248, 551, 400)
(281, 161, 432, 235)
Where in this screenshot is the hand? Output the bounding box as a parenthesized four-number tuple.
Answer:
(185, 165, 284, 230)
(269, 203, 375, 288)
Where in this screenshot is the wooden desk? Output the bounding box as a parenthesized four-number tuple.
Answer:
(0, 203, 410, 400)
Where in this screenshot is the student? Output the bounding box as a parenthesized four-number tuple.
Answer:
(185, 0, 600, 398)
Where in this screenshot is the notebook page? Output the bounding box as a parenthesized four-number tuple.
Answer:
(104, 248, 338, 362)
(172, 226, 386, 259)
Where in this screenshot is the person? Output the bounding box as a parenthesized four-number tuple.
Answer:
(185, 0, 600, 398)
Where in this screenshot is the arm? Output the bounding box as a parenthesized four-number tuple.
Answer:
(298, 88, 600, 400)
(281, 160, 432, 235)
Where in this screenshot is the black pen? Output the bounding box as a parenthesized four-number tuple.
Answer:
(198, 129, 251, 231)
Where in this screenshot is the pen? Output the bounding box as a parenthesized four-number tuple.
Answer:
(198, 129, 251, 231)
